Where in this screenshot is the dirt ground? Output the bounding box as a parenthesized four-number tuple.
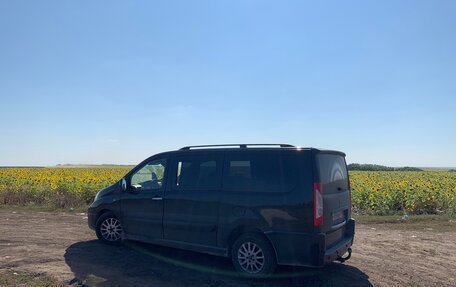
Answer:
(0, 210, 455, 287)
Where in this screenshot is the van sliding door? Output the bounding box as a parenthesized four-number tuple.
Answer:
(163, 152, 223, 246)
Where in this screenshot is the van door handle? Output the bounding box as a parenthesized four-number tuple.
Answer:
(152, 196, 163, 201)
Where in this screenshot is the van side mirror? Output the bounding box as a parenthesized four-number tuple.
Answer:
(121, 178, 127, 192)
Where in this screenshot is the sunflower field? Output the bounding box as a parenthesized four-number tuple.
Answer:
(0, 167, 455, 215)
(0, 167, 131, 208)
(350, 171, 456, 215)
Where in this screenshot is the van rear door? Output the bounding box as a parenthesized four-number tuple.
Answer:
(315, 152, 351, 236)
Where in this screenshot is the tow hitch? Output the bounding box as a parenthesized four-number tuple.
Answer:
(336, 247, 352, 263)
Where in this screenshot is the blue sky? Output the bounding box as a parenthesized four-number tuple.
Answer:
(0, 0, 455, 167)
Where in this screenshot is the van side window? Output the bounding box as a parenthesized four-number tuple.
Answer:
(229, 161, 252, 179)
(130, 159, 166, 191)
(174, 155, 221, 190)
(223, 152, 298, 193)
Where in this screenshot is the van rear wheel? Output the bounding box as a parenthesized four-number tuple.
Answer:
(231, 233, 276, 276)
(95, 212, 123, 244)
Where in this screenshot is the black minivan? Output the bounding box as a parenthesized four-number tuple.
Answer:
(88, 144, 355, 275)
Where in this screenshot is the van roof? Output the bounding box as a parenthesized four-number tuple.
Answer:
(141, 145, 345, 165)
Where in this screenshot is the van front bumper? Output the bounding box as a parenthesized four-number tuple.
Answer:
(87, 209, 97, 231)
(265, 218, 355, 267)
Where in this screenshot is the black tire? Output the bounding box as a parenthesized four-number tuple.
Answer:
(231, 233, 277, 276)
(95, 212, 123, 244)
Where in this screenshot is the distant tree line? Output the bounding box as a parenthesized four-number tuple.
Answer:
(347, 163, 423, 171)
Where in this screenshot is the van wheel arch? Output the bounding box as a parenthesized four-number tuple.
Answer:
(97, 209, 116, 221)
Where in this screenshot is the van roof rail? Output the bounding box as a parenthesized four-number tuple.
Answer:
(179, 144, 296, 150)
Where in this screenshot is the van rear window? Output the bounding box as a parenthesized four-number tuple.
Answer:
(316, 154, 348, 185)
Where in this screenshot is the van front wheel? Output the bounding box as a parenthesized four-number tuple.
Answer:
(231, 233, 276, 276)
(95, 212, 123, 244)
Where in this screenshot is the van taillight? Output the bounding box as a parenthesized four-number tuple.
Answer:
(314, 182, 323, 227)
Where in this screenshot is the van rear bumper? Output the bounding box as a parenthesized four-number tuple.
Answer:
(324, 236, 352, 263)
(265, 218, 355, 267)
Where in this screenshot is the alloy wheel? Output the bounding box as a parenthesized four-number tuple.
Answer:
(237, 241, 265, 273)
(100, 217, 122, 242)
